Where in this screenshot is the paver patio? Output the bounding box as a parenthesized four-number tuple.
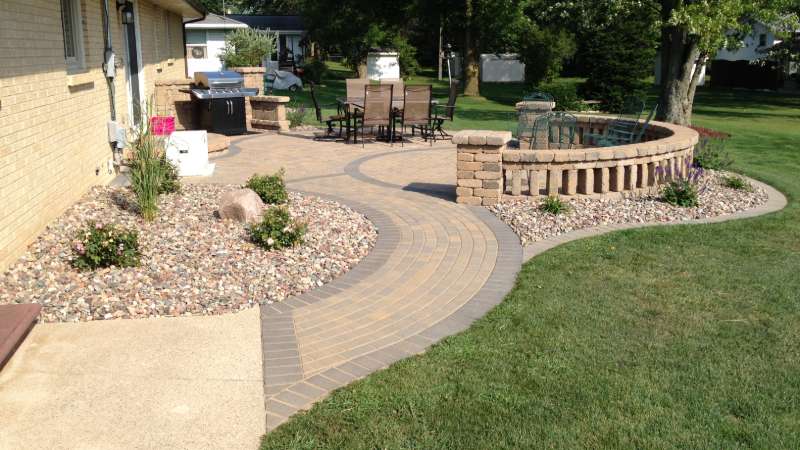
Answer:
(0, 133, 522, 447)
(196, 133, 522, 430)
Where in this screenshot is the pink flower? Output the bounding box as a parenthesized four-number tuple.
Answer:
(95, 223, 103, 230)
(75, 242, 86, 255)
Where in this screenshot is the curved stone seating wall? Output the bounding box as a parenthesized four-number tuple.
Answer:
(454, 116, 699, 205)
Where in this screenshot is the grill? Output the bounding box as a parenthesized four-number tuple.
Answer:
(190, 71, 258, 135)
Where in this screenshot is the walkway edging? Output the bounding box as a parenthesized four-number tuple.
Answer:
(260, 191, 523, 432)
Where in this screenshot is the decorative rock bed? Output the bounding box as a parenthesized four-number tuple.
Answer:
(0, 185, 377, 323)
(489, 170, 768, 245)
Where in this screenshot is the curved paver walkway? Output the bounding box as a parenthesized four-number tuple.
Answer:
(0, 132, 786, 448)
(201, 134, 522, 430)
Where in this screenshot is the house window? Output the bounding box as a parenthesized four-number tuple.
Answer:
(186, 30, 207, 59)
(60, 0, 85, 71)
(759, 34, 768, 47)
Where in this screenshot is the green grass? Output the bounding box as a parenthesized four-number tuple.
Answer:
(263, 76, 800, 448)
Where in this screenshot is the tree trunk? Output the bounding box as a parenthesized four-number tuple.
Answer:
(657, 15, 703, 126)
(463, 0, 480, 96)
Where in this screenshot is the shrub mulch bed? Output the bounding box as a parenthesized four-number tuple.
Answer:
(0, 185, 377, 323)
(490, 170, 768, 246)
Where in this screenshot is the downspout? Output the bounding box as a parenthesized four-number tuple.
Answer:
(102, 0, 115, 122)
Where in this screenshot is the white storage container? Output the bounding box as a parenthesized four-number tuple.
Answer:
(165, 130, 216, 177)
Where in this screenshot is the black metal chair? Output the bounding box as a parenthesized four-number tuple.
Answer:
(309, 82, 348, 140)
(427, 80, 459, 141)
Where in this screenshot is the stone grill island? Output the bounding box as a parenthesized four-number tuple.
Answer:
(454, 117, 700, 206)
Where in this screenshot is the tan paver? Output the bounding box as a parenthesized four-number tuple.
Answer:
(194, 133, 521, 431)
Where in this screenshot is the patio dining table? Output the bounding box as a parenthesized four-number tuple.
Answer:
(336, 97, 438, 143)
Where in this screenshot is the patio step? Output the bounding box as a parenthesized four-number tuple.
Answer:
(0, 304, 42, 371)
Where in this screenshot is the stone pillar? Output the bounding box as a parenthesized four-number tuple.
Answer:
(625, 165, 638, 190)
(454, 130, 513, 206)
(578, 168, 594, 195)
(528, 170, 540, 196)
(232, 67, 266, 129)
(250, 96, 291, 131)
(594, 167, 610, 193)
(562, 169, 578, 195)
(546, 169, 560, 196)
(610, 165, 625, 192)
(154, 79, 195, 130)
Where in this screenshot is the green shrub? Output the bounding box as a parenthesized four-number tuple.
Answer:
(662, 179, 699, 207)
(539, 196, 570, 215)
(533, 80, 585, 112)
(72, 222, 140, 271)
(301, 58, 328, 84)
(519, 25, 576, 86)
(578, 5, 658, 112)
(693, 137, 733, 170)
(128, 126, 165, 221)
(249, 207, 306, 251)
(246, 170, 289, 204)
(220, 28, 276, 68)
(721, 175, 752, 191)
(286, 102, 306, 128)
(158, 156, 181, 194)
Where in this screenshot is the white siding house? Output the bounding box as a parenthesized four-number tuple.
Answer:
(184, 13, 248, 77)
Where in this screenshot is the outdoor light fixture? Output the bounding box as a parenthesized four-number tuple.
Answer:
(119, 1, 134, 24)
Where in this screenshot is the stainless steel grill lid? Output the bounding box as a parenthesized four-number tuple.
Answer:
(191, 71, 258, 99)
(194, 71, 244, 89)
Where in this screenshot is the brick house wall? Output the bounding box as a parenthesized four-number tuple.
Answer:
(0, 0, 198, 271)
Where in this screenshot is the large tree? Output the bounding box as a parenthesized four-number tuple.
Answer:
(546, 0, 799, 125)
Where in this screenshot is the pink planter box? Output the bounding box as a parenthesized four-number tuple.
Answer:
(150, 116, 175, 135)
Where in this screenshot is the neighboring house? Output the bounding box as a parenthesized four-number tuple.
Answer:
(655, 22, 795, 89)
(0, 0, 204, 271)
(227, 15, 306, 68)
(185, 13, 248, 77)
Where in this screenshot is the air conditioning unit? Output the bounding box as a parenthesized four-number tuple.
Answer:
(165, 130, 215, 177)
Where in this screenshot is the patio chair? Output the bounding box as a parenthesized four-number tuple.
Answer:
(309, 81, 348, 140)
(398, 85, 433, 146)
(583, 97, 646, 147)
(429, 80, 460, 141)
(345, 78, 369, 103)
(530, 112, 577, 150)
(522, 91, 554, 102)
(381, 78, 405, 101)
(632, 103, 659, 143)
(352, 84, 393, 147)
(517, 91, 554, 144)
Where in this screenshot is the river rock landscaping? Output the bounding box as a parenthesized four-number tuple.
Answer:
(490, 170, 768, 245)
(0, 184, 377, 323)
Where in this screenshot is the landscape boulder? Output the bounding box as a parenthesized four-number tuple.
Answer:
(218, 189, 265, 223)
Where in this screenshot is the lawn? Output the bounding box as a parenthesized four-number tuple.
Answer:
(264, 72, 800, 448)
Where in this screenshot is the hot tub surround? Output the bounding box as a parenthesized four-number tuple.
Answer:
(454, 116, 700, 206)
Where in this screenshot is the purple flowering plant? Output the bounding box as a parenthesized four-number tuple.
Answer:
(659, 159, 704, 207)
(72, 221, 140, 271)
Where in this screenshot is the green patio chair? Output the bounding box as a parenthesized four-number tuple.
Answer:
(584, 97, 646, 147)
(517, 91, 554, 144)
(530, 112, 577, 150)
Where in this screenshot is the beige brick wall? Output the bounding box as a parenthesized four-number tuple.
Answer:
(0, 0, 191, 271)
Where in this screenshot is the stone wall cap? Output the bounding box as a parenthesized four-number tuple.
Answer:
(251, 95, 291, 103)
(453, 130, 513, 146)
(230, 67, 267, 73)
(155, 78, 193, 86)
